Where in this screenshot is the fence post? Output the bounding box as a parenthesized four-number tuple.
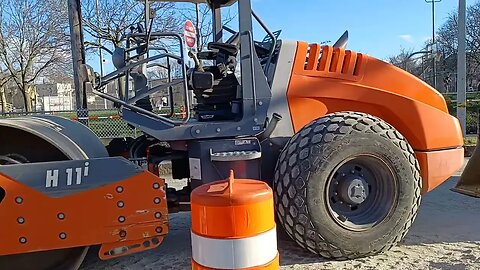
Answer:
(477, 108, 480, 139)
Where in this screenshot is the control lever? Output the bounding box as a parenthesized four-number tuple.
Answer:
(188, 51, 205, 72)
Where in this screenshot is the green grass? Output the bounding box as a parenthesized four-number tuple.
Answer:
(465, 137, 478, 146)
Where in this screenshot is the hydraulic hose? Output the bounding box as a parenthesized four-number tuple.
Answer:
(257, 113, 282, 142)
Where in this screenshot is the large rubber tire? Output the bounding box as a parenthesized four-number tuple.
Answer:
(274, 112, 422, 259)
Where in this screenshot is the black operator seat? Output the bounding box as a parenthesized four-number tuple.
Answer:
(189, 40, 242, 122)
(191, 41, 240, 103)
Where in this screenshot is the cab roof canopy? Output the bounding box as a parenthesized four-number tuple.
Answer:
(145, 0, 237, 7)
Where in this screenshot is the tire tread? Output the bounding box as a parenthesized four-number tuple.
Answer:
(274, 112, 422, 260)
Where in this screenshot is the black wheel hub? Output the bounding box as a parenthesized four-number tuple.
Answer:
(337, 175, 369, 205)
(327, 154, 397, 231)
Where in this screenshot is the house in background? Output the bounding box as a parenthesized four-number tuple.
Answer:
(86, 80, 117, 110)
(36, 83, 74, 111)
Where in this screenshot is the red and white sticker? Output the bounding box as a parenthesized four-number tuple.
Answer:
(184, 20, 197, 50)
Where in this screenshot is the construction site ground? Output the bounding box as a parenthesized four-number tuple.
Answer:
(81, 159, 480, 270)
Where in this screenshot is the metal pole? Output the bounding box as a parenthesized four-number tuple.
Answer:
(195, 2, 201, 50)
(144, 0, 149, 34)
(458, 0, 467, 136)
(142, 1, 149, 75)
(95, 0, 107, 110)
(212, 4, 223, 43)
(432, 0, 437, 89)
(426, 0, 441, 88)
(68, 0, 89, 122)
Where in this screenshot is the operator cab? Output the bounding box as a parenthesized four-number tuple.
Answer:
(90, 0, 279, 141)
(189, 28, 282, 122)
(189, 41, 241, 122)
(182, 0, 280, 122)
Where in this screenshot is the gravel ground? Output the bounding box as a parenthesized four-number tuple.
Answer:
(81, 160, 480, 270)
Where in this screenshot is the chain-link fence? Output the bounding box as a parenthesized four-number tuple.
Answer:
(0, 110, 140, 139)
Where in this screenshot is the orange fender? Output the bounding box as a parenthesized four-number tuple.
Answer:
(287, 42, 464, 193)
(0, 170, 168, 259)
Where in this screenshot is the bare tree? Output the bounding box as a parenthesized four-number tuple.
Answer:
(81, 0, 181, 103)
(389, 2, 480, 90)
(388, 48, 416, 70)
(437, 12, 458, 60)
(0, 0, 70, 112)
(177, 3, 236, 52)
(82, 0, 180, 49)
(436, 3, 480, 89)
(0, 71, 10, 113)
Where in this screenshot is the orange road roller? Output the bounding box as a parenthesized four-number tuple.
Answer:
(0, 0, 468, 269)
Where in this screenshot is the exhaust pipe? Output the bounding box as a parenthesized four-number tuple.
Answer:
(333, 31, 349, 49)
(257, 113, 282, 142)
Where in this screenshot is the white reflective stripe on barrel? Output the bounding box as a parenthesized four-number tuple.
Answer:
(191, 227, 277, 269)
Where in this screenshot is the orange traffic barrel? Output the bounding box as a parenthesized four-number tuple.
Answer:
(191, 170, 279, 269)
(180, 105, 187, 119)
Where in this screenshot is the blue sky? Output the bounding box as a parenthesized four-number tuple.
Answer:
(88, 1, 471, 71)
(250, 0, 469, 60)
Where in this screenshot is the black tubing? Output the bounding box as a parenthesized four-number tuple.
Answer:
(257, 113, 282, 141)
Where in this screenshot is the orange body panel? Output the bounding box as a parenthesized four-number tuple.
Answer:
(0, 171, 168, 259)
(287, 42, 464, 193)
(416, 148, 464, 193)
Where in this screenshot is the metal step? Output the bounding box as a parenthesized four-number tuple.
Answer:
(210, 150, 262, 162)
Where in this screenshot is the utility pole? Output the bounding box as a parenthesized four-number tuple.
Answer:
(458, 0, 467, 136)
(425, 0, 441, 89)
(95, 0, 107, 110)
(68, 0, 89, 122)
(195, 2, 201, 50)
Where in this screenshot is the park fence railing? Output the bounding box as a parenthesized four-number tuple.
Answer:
(0, 109, 140, 139)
